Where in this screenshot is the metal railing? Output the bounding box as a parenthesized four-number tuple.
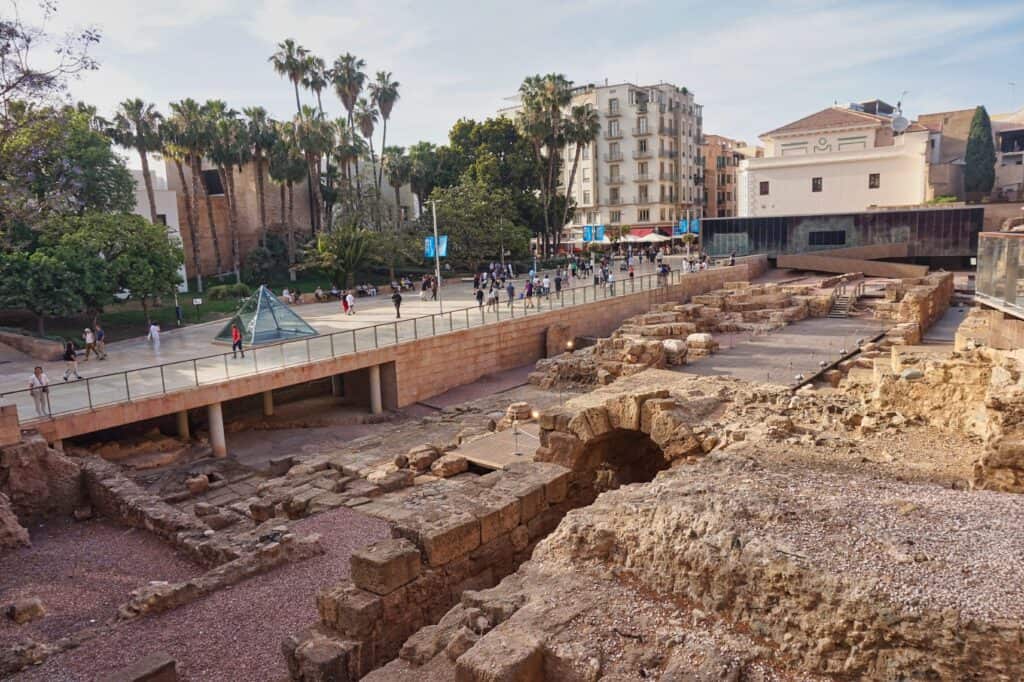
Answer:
(3, 267, 729, 425)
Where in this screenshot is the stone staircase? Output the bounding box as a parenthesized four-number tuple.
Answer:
(828, 281, 864, 318)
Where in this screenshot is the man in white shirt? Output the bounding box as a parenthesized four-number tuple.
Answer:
(148, 322, 161, 352)
(345, 291, 356, 315)
(28, 366, 49, 417)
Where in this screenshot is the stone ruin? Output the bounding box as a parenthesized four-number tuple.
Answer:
(530, 279, 835, 388)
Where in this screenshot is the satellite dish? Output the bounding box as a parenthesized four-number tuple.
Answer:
(892, 116, 910, 134)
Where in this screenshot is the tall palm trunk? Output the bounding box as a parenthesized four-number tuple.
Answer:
(307, 154, 325, 235)
(286, 180, 296, 265)
(377, 118, 388, 191)
(219, 166, 241, 283)
(394, 184, 402, 231)
(138, 148, 159, 223)
(367, 138, 380, 199)
(175, 159, 203, 293)
(192, 155, 223, 273)
(255, 151, 268, 246)
(561, 147, 583, 234)
(279, 183, 286, 225)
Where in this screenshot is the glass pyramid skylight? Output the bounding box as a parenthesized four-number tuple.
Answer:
(214, 285, 318, 346)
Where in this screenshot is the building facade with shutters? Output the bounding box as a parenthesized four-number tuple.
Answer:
(499, 81, 704, 240)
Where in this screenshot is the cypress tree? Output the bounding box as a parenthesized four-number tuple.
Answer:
(964, 106, 996, 196)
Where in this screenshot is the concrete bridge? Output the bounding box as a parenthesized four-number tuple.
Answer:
(1, 259, 766, 453)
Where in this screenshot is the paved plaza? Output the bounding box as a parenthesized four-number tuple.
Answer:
(0, 262, 674, 423)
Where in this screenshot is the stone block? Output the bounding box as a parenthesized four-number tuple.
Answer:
(534, 431, 587, 471)
(7, 597, 45, 624)
(249, 499, 276, 523)
(431, 454, 469, 478)
(343, 479, 383, 498)
(395, 511, 481, 567)
(268, 455, 295, 477)
(97, 652, 177, 682)
(455, 628, 544, 682)
(350, 538, 422, 596)
(318, 583, 382, 638)
(468, 488, 521, 544)
(377, 469, 415, 492)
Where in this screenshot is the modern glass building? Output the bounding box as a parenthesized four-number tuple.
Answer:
(701, 206, 983, 265)
(976, 232, 1024, 319)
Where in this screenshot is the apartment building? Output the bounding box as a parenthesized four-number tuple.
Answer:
(701, 135, 763, 218)
(500, 81, 703, 238)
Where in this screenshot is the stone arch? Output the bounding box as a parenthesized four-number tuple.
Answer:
(536, 389, 705, 493)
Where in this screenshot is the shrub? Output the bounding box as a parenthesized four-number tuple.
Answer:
(206, 283, 252, 300)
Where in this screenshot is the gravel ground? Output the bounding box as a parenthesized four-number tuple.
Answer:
(728, 461, 1024, 622)
(0, 518, 201, 650)
(12, 508, 390, 682)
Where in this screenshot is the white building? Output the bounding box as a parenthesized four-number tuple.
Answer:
(500, 81, 703, 238)
(130, 169, 188, 292)
(737, 103, 933, 217)
(993, 108, 1024, 201)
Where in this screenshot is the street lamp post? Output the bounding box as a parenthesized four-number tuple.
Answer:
(428, 199, 444, 314)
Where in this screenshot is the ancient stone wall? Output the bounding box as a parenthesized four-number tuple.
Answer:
(0, 434, 81, 525)
(873, 272, 954, 332)
(283, 460, 589, 680)
(956, 307, 1024, 351)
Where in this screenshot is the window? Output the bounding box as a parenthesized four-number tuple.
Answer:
(582, 190, 591, 204)
(610, 210, 622, 223)
(811, 177, 822, 192)
(610, 142, 620, 156)
(759, 181, 770, 195)
(582, 144, 590, 160)
(809, 230, 846, 246)
(609, 164, 619, 178)
(587, 211, 598, 224)
(638, 208, 650, 221)
(155, 214, 167, 226)
(638, 139, 648, 152)
(609, 120, 620, 136)
(638, 185, 649, 201)
(869, 173, 880, 189)
(637, 161, 648, 175)
(638, 118, 648, 133)
(202, 169, 224, 196)
(610, 188, 620, 202)
(660, 208, 666, 221)
(609, 98, 619, 114)
(581, 168, 590, 182)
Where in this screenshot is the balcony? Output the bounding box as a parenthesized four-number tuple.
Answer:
(632, 127, 652, 137)
(635, 102, 648, 114)
(604, 129, 623, 140)
(634, 195, 651, 205)
(604, 175, 624, 185)
(659, 150, 679, 159)
(658, 124, 678, 135)
(633, 173, 650, 182)
(659, 171, 677, 181)
(608, 196, 623, 206)
(603, 151, 623, 162)
(632, 149, 652, 159)
(606, 107, 622, 117)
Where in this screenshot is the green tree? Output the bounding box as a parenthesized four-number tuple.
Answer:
(169, 98, 223, 274)
(561, 105, 601, 231)
(425, 177, 530, 272)
(243, 106, 278, 243)
(332, 53, 367, 196)
(108, 98, 163, 223)
(354, 97, 381, 205)
(384, 145, 412, 231)
(0, 250, 82, 336)
(209, 104, 250, 281)
(304, 222, 375, 287)
(293, 106, 335, 234)
(965, 105, 996, 197)
(160, 116, 203, 292)
(269, 39, 310, 117)
(268, 123, 308, 264)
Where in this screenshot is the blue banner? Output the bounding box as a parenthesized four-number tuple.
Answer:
(690, 218, 700, 235)
(425, 236, 449, 258)
(582, 225, 593, 242)
(596, 225, 606, 241)
(676, 219, 688, 236)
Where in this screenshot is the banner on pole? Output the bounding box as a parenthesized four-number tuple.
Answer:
(582, 225, 593, 242)
(596, 225, 606, 241)
(425, 236, 449, 258)
(675, 219, 688, 236)
(689, 218, 700, 235)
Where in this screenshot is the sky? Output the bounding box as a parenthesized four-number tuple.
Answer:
(26, 0, 1024, 172)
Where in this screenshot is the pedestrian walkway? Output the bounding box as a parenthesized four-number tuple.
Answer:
(0, 260, 679, 424)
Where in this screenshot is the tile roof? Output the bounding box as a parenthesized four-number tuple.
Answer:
(762, 107, 890, 138)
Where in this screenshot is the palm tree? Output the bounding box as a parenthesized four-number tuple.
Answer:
(269, 39, 310, 117)
(383, 145, 411, 231)
(209, 106, 249, 281)
(108, 98, 163, 223)
(169, 98, 223, 276)
(368, 71, 399, 193)
(161, 117, 203, 292)
(354, 98, 380, 198)
(293, 107, 334, 234)
(302, 55, 330, 115)
(304, 223, 375, 288)
(243, 106, 277, 245)
(517, 73, 573, 255)
(269, 122, 308, 265)
(561, 105, 601, 234)
(331, 53, 366, 197)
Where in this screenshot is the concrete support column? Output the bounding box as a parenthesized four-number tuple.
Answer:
(262, 390, 274, 417)
(176, 410, 190, 441)
(331, 375, 343, 397)
(369, 365, 383, 415)
(207, 402, 227, 457)
(51, 439, 63, 452)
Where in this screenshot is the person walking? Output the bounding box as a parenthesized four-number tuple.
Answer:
(431, 277, 438, 301)
(391, 290, 402, 318)
(62, 341, 81, 381)
(542, 274, 551, 299)
(29, 366, 50, 417)
(231, 323, 245, 359)
(607, 271, 616, 295)
(475, 288, 484, 308)
(506, 281, 515, 308)
(94, 324, 107, 360)
(147, 321, 161, 353)
(524, 279, 534, 308)
(341, 290, 350, 314)
(82, 328, 97, 360)
(346, 291, 356, 315)
(554, 272, 563, 297)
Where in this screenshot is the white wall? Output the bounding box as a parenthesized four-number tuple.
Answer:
(131, 170, 188, 292)
(738, 133, 930, 216)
